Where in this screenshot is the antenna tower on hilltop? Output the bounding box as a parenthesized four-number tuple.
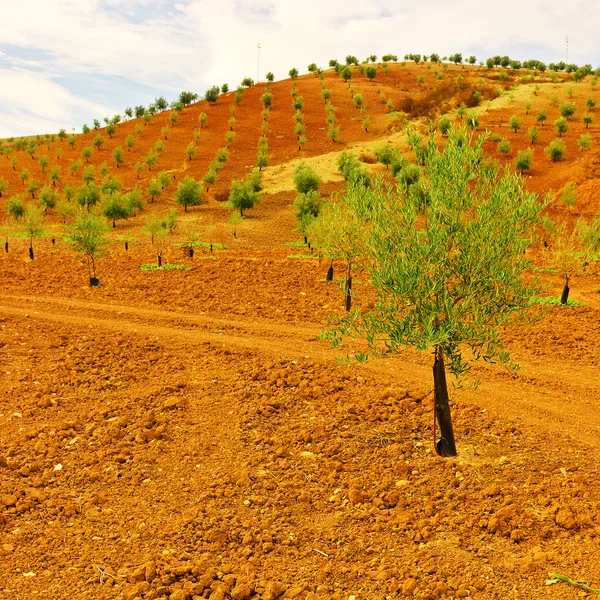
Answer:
(566, 36, 569, 63)
(257, 43, 261, 83)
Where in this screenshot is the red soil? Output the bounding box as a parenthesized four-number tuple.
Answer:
(1, 63, 600, 599)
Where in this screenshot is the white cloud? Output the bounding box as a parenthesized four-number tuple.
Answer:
(0, 69, 115, 137)
(1, 0, 599, 136)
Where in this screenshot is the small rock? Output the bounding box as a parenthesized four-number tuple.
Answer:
(367, 570, 391, 581)
(348, 488, 364, 504)
(169, 590, 190, 600)
(263, 580, 287, 600)
(402, 578, 417, 596)
(237, 470, 252, 486)
(297, 491, 311, 503)
(230, 580, 253, 600)
(555, 508, 577, 530)
(163, 397, 184, 410)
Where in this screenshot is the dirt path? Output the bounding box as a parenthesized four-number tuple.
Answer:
(2, 292, 598, 457)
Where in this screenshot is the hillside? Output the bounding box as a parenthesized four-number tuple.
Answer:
(1, 62, 600, 600)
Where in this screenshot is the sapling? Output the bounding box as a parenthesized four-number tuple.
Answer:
(65, 210, 109, 286)
(21, 204, 46, 260)
(319, 127, 544, 457)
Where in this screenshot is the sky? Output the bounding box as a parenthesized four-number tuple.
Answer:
(1, 0, 599, 138)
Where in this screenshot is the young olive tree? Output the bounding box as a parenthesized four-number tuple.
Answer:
(175, 176, 203, 212)
(320, 127, 544, 457)
(227, 179, 259, 216)
(21, 204, 46, 260)
(65, 210, 109, 286)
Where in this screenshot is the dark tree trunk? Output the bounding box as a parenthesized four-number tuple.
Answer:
(345, 277, 352, 311)
(433, 348, 457, 457)
(29, 246, 34, 261)
(189, 247, 194, 258)
(233, 231, 237, 239)
(209, 243, 213, 253)
(51, 238, 55, 245)
(4, 241, 8, 253)
(125, 242, 129, 251)
(158, 255, 162, 267)
(89, 277, 100, 287)
(326, 260, 334, 281)
(344, 263, 352, 311)
(304, 236, 307, 244)
(560, 277, 570, 305)
(112, 220, 116, 228)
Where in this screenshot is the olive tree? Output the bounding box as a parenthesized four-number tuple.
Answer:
(320, 127, 544, 457)
(65, 211, 108, 286)
(175, 176, 203, 212)
(21, 204, 46, 260)
(293, 163, 321, 194)
(103, 193, 132, 227)
(227, 179, 259, 216)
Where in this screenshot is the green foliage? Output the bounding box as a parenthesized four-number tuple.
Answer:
(101, 174, 122, 196)
(186, 142, 196, 160)
(246, 168, 263, 193)
(545, 139, 566, 162)
(437, 116, 452, 136)
(497, 139, 511, 154)
(528, 126, 539, 145)
(581, 113, 594, 128)
(169, 111, 178, 126)
(103, 193, 132, 227)
(174, 176, 203, 211)
(82, 164, 96, 184)
(261, 91, 273, 108)
(198, 112, 208, 128)
(76, 182, 102, 210)
(21, 204, 46, 251)
(289, 68, 298, 80)
(227, 179, 260, 216)
(578, 133, 592, 151)
(320, 127, 544, 381)
(559, 102, 576, 119)
(65, 211, 109, 279)
(241, 77, 254, 87)
(92, 135, 104, 150)
(293, 96, 304, 111)
(27, 178, 41, 199)
(140, 263, 190, 271)
(365, 66, 377, 81)
(39, 185, 57, 212)
(204, 86, 220, 104)
(294, 190, 322, 236)
(7, 196, 26, 220)
(293, 163, 321, 194)
(106, 123, 116, 138)
(38, 155, 49, 172)
(554, 117, 568, 137)
(508, 115, 521, 133)
(514, 149, 533, 172)
(112, 146, 124, 168)
(265, 72, 274, 82)
(321, 88, 331, 102)
(536, 110, 547, 125)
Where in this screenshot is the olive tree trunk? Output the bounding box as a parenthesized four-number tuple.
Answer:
(433, 347, 457, 457)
